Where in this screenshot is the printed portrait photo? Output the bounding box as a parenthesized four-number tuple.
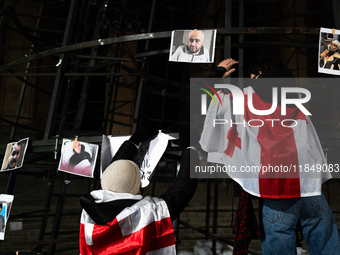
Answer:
(58, 139, 98, 178)
(0, 194, 14, 240)
(169, 29, 216, 63)
(318, 27, 340, 75)
(1, 138, 29, 171)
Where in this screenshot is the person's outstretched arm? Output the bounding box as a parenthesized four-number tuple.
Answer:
(160, 148, 199, 221)
(208, 58, 238, 78)
(110, 128, 158, 163)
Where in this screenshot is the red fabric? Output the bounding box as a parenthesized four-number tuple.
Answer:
(224, 125, 241, 157)
(80, 216, 175, 255)
(80, 223, 92, 255)
(245, 93, 305, 198)
(201, 87, 329, 199)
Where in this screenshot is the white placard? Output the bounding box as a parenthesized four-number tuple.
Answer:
(102, 131, 174, 187)
(0, 194, 14, 240)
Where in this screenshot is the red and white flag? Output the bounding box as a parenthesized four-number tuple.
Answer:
(200, 87, 331, 199)
(80, 196, 176, 255)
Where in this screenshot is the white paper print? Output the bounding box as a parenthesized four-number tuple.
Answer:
(318, 27, 340, 75)
(58, 139, 98, 178)
(1, 138, 29, 171)
(169, 29, 216, 63)
(0, 194, 14, 240)
(102, 131, 173, 188)
(134, 132, 171, 187)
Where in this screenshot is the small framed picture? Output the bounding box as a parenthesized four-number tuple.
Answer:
(1, 138, 29, 171)
(0, 194, 14, 240)
(169, 29, 216, 63)
(318, 27, 340, 75)
(58, 139, 98, 178)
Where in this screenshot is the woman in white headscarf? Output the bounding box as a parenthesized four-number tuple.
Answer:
(320, 39, 340, 70)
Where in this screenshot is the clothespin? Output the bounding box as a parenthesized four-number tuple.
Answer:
(73, 136, 78, 149)
(332, 28, 336, 35)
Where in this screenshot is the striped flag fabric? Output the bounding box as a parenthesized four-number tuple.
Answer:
(199, 87, 331, 199)
(79, 196, 176, 255)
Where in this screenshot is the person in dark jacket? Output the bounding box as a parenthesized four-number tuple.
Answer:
(79, 129, 199, 255)
(247, 56, 340, 255)
(320, 39, 340, 70)
(205, 56, 340, 255)
(207, 58, 238, 78)
(68, 141, 92, 170)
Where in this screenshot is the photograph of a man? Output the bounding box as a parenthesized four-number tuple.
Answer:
(169, 29, 216, 63)
(318, 27, 340, 75)
(58, 139, 98, 178)
(7, 143, 21, 169)
(320, 39, 340, 69)
(1, 138, 29, 171)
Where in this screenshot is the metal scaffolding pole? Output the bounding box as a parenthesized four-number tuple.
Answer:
(0, 0, 12, 48)
(238, 0, 244, 79)
(332, 0, 340, 28)
(57, 0, 88, 137)
(73, 0, 108, 135)
(224, 0, 232, 60)
(44, 0, 78, 140)
(132, 0, 156, 132)
(9, 1, 45, 141)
